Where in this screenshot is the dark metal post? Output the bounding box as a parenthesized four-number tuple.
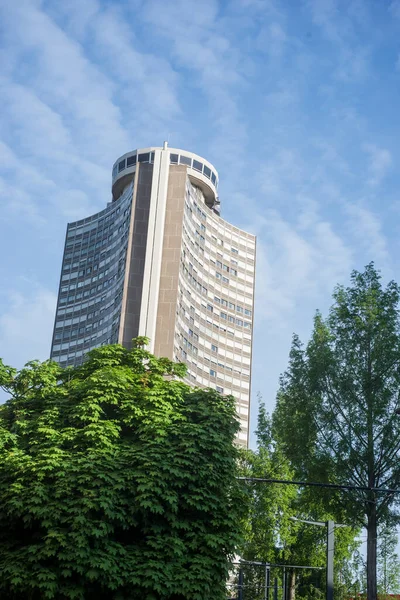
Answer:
(274, 577, 278, 600)
(283, 567, 286, 600)
(326, 520, 334, 600)
(265, 565, 270, 600)
(238, 568, 244, 600)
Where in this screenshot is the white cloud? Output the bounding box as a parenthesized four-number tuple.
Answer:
(0, 1, 130, 163)
(308, 0, 371, 82)
(256, 22, 287, 58)
(345, 204, 389, 267)
(252, 209, 352, 323)
(363, 143, 392, 187)
(140, 0, 249, 158)
(0, 287, 57, 369)
(389, 0, 400, 19)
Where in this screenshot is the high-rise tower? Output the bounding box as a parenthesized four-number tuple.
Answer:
(51, 144, 256, 446)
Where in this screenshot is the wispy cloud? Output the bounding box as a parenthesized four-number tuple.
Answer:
(0, 0, 399, 434)
(345, 204, 390, 268)
(0, 286, 57, 368)
(363, 143, 393, 187)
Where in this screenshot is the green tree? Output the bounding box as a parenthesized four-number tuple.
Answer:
(0, 339, 243, 600)
(242, 402, 357, 600)
(238, 402, 299, 598)
(273, 264, 400, 600)
(377, 526, 400, 596)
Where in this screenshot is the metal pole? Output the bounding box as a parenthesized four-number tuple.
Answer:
(326, 520, 334, 600)
(283, 567, 286, 600)
(238, 568, 244, 600)
(274, 577, 278, 600)
(265, 565, 270, 600)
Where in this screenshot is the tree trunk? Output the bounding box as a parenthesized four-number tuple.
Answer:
(288, 570, 296, 600)
(367, 505, 378, 600)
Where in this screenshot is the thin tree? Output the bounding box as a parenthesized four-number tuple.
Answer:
(273, 264, 400, 600)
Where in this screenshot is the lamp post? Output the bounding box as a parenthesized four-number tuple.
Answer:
(290, 516, 348, 600)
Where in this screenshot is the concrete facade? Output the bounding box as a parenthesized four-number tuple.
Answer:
(50, 144, 255, 446)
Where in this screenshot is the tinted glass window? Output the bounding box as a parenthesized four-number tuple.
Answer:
(170, 153, 179, 164)
(211, 172, 216, 184)
(138, 153, 150, 163)
(193, 160, 203, 172)
(203, 165, 211, 178)
(126, 155, 136, 167)
(180, 155, 192, 166)
(150, 152, 155, 162)
(118, 160, 126, 172)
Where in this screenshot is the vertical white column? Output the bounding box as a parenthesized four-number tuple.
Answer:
(138, 144, 170, 352)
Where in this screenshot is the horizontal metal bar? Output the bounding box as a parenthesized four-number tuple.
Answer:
(232, 560, 324, 570)
(237, 476, 400, 494)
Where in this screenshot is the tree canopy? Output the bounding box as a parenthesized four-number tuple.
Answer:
(240, 401, 357, 600)
(0, 338, 243, 600)
(273, 264, 400, 600)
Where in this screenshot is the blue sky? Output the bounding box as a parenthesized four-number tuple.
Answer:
(1, 0, 400, 446)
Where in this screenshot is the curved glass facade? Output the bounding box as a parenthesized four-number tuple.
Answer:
(51, 180, 134, 367)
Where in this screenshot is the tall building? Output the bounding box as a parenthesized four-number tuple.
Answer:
(51, 144, 256, 446)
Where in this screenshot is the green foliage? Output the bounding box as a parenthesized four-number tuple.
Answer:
(0, 338, 243, 600)
(377, 526, 400, 595)
(239, 403, 298, 565)
(240, 401, 358, 599)
(272, 264, 400, 599)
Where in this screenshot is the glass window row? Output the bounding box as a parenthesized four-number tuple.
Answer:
(112, 152, 155, 177)
(178, 302, 251, 358)
(171, 153, 218, 187)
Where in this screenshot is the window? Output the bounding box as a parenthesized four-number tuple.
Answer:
(220, 312, 227, 320)
(214, 296, 221, 304)
(228, 315, 235, 323)
(236, 319, 244, 326)
(231, 247, 239, 254)
(222, 276, 229, 284)
(231, 258, 238, 265)
(180, 155, 192, 166)
(118, 159, 126, 173)
(211, 172, 217, 185)
(207, 304, 213, 312)
(237, 305, 244, 314)
(203, 165, 211, 178)
(228, 302, 235, 310)
(216, 272, 222, 279)
(170, 153, 178, 164)
(245, 308, 252, 316)
(216, 260, 222, 268)
(127, 155, 136, 167)
(210, 369, 216, 377)
(138, 152, 150, 163)
(231, 268, 238, 276)
(216, 386, 224, 393)
(193, 159, 203, 172)
(211, 344, 218, 352)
